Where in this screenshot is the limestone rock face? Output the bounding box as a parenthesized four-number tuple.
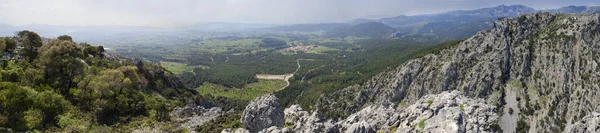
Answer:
(395, 91, 498, 133)
(242, 95, 285, 133)
(283, 105, 338, 133)
(345, 120, 375, 133)
(564, 112, 600, 133)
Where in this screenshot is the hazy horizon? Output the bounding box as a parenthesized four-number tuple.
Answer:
(0, 0, 598, 27)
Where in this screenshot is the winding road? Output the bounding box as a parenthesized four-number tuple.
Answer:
(282, 59, 301, 89)
(254, 59, 301, 90)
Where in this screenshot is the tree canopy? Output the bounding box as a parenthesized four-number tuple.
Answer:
(17, 30, 43, 63)
(0, 31, 195, 132)
(57, 35, 73, 42)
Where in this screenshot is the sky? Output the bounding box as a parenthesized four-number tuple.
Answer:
(0, 0, 598, 26)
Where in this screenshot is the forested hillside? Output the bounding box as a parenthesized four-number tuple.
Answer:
(0, 31, 195, 132)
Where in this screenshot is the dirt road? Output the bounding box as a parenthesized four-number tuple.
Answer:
(255, 60, 301, 89)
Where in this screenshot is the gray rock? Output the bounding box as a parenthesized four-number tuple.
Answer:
(258, 126, 291, 133)
(282, 91, 496, 133)
(395, 91, 498, 133)
(170, 105, 230, 131)
(283, 105, 338, 133)
(222, 128, 250, 133)
(242, 95, 285, 133)
(345, 120, 375, 133)
(564, 112, 600, 133)
(339, 105, 400, 131)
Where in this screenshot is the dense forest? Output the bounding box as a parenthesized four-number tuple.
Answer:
(0, 31, 195, 132)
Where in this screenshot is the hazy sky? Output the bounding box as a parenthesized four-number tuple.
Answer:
(0, 0, 597, 26)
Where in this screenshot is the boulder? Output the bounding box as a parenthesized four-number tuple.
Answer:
(242, 95, 285, 133)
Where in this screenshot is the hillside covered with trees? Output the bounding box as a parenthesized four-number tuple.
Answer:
(0, 31, 196, 132)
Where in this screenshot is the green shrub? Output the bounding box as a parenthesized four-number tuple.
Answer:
(389, 126, 397, 132)
(285, 122, 294, 128)
(516, 118, 530, 133)
(427, 100, 434, 108)
(418, 119, 427, 129)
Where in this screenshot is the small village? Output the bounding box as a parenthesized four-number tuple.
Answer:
(282, 45, 316, 52)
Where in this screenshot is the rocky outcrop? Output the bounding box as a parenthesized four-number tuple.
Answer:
(222, 128, 250, 133)
(395, 91, 498, 133)
(345, 120, 375, 133)
(339, 105, 399, 131)
(242, 95, 285, 133)
(170, 105, 231, 131)
(564, 112, 600, 133)
(258, 126, 290, 133)
(317, 13, 600, 132)
(283, 105, 338, 133)
(280, 91, 497, 133)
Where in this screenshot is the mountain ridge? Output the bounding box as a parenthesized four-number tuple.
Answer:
(308, 12, 600, 132)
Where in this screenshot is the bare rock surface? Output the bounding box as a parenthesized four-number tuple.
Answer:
(170, 105, 231, 131)
(221, 128, 250, 133)
(283, 105, 338, 133)
(395, 91, 498, 133)
(564, 112, 600, 133)
(241, 95, 285, 133)
(279, 91, 497, 133)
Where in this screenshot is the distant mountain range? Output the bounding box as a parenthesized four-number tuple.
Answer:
(270, 5, 600, 43)
(374, 5, 537, 43)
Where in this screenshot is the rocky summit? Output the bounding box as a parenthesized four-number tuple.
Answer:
(241, 95, 285, 133)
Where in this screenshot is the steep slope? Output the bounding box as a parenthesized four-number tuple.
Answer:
(316, 13, 600, 132)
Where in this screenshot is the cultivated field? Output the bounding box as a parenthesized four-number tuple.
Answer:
(255, 74, 290, 80)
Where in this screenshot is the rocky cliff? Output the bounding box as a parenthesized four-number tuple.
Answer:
(241, 95, 285, 133)
(228, 91, 497, 133)
(316, 13, 600, 132)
